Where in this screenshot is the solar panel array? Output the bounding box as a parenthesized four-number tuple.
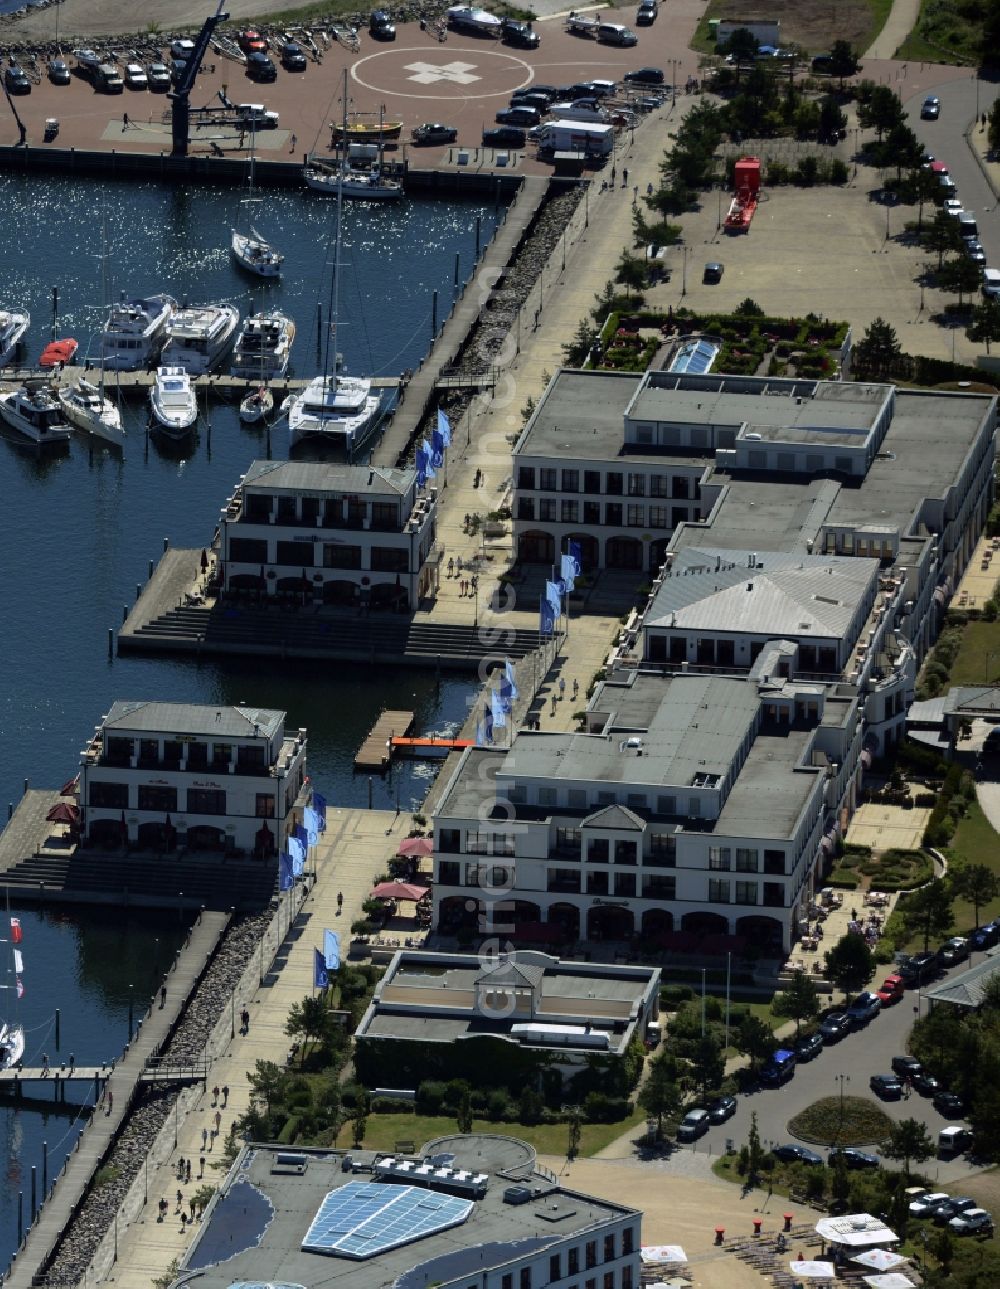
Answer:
(301, 1182, 474, 1260)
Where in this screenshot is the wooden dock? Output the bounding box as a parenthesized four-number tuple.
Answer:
(3, 911, 229, 1289)
(355, 710, 415, 771)
(0, 367, 401, 403)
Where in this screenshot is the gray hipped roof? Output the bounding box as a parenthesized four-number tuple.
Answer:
(103, 701, 284, 739)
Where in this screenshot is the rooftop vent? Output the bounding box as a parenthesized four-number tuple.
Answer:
(504, 1186, 533, 1206)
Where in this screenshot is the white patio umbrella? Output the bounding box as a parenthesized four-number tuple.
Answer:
(788, 1261, 835, 1278)
(852, 1249, 908, 1271)
(862, 1274, 915, 1289)
(640, 1246, 687, 1265)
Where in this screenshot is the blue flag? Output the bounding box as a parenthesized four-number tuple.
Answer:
(323, 929, 341, 971)
(539, 596, 556, 638)
(568, 540, 582, 575)
(422, 439, 437, 478)
(560, 552, 577, 593)
(416, 446, 427, 488)
(313, 792, 327, 831)
(304, 807, 320, 846)
(490, 688, 507, 729)
(294, 823, 308, 850)
(289, 835, 305, 877)
(483, 703, 494, 744)
(437, 407, 452, 446)
(499, 677, 514, 712)
(475, 720, 486, 747)
(279, 850, 294, 891)
(545, 580, 563, 618)
(504, 658, 519, 700)
(431, 428, 445, 468)
(313, 946, 329, 990)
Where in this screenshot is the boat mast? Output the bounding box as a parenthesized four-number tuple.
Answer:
(323, 70, 348, 396)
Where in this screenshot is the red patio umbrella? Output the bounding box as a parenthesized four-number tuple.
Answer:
(46, 801, 79, 824)
(371, 880, 429, 902)
(59, 775, 79, 796)
(397, 838, 433, 858)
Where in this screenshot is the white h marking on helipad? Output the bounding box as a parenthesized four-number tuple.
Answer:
(403, 60, 480, 85)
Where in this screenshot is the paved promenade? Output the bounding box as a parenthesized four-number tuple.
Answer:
(109, 806, 408, 1287)
(6, 912, 230, 1289)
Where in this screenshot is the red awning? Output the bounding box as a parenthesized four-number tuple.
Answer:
(371, 881, 430, 902)
(397, 837, 434, 858)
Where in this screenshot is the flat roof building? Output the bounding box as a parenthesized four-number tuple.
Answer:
(176, 1137, 641, 1289)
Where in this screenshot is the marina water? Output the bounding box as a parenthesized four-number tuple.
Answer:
(0, 172, 501, 1263)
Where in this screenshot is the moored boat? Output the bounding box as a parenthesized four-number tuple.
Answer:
(240, 385, 274, 424)
(303, 163, 403, 201)
(98, 293, 176, 371)
(161, 304, 239, 374)
(40, 337, 79, 369)
(0, 380, 72, 445)
(58, 376, 125, 447)
(231, 311, 295, 380)
(0, 902, 25, 1071)
(330, 116, 403, 142)
(0, 309, 30, 367)
(232, 227, 283, 277)
(150, 366, 198, 437)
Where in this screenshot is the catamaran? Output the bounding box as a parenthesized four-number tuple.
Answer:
(0, 904, 25, 1070)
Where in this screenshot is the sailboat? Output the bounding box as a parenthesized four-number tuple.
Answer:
(288, 129, 383, 454)
(58, 236, 126, 446)
(303, 71, 403, 201)
(0, 904, 25, 1070)
(232, 132, 283, 277)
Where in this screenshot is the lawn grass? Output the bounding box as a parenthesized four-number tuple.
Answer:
(334, 1109, 646, 1158)
(894, 0, 982, 64)
(689, 0, 893, 57)
(946, 798, 1000, 929)
(945, 619, 1000, 686)
(787, 1095, 893, 1146)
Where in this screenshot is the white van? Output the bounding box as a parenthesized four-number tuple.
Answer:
(938, 1125, 973, 1156)
(235, 103, 280, 129)
(984, 268, 1000, 299)
(597, 22, 638, 46)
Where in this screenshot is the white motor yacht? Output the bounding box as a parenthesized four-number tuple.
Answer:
(0, 309, 30, 366)
(288, 372, 382, 451)
(161, 304, 240, 374)
(98, 293, 176, 371)
(58, 377, 125, 447)
(0, 1020, 24, 1070)
(150, 366, 198, 437)
(232, 227, 283, 277)
(231, 312, 296, 380)
(0, 380, 72, 445)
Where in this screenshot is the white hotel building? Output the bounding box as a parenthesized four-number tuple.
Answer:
(80, 701, 308, 856)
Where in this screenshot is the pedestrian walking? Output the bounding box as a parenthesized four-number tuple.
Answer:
(201, 1127, 208, 1150)
(160, 985, 167, 1009)
(647, 181, 653, 196)
(41, 1053, 49, 1076)
(242, 1007, 250, 1033)
(199, 1155, 206, 1178)
(622, 167, 628, 188)
(177, 1157, 186, 1180)
(214, 1109, 222, 1132)
(290, 132, 297, 153)
(186, 1159, 192, 1183)
(107, 1088, 113, 1115)
(190, 1196, 197, 1217)
(212, 1085, 220, 1106)
(572, 678, 579, 699)
(447, 556, 454, 577)
(558, 677, 566, 699)
(122, 112, 130, 131)
(176, 1189, 183, 1213)
(633, 185, 638, 206)
(181, 1212, 188, 1231)
(222, 1085, 229, 1106)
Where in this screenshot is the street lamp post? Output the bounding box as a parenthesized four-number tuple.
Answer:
(681, 245, 688, 297)
(835, 1073, 851, 1143)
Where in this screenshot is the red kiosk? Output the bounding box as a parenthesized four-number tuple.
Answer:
(724, 157, 761, 233)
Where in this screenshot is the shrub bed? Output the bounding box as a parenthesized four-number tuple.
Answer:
(788, 1096, 893, 1147)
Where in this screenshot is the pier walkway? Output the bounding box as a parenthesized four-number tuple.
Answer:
(354, 710, 415, 771)
(373, 174, 549, 467)
(4, 911, 228, 1289)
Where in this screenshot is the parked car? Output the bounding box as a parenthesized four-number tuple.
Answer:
(891, 1055, 923, 1079)
(828, 1148, 880, 1170)
(772, 1144, 824, 1166)
(124, 63, 148, 89)
(969, 920, 1000, 949)
(170, 38, 196, 60)
(965, 242, 987, 266)
(899, 952, 938, 985)
(676, 1108, 710, 1141)
(624, 66, 664, 85)
(820, 1012, 852, 1042)
(495, 106, 541, 128)
(3, 65, 31, 94)
(48, 58, 71, 84)
(482, 126, 527, 148)
(876, 974, 905, 1005)
(511, 92, 552, 114)
(932, 1197, 977, 1225)
(237, 29, 267, 53)
(707, 1095, 738, 1123)
(703, 261, 724, 284)
(369, 10, 396, 40)
(760, 1049, 796, 1087)
(794, 1032, 823, 1062)
(913, 1070, 942, 1096)
(500, 17, 540, 48)
(280, 42, 308, 71)
(847, 991, 882, 1026)
(950, 1208, 994, 1235)
(921, 96, 940, 119)
(933, 1090, 966, 1117)
(411, 122, 458, 145)
(870, 1073, 904, 1100)
(636, 0, 658, 24)
(938, 936, 969, 966)
(148, 62, 172, 91)
(246, 52, 278, 82)
(909, 1191, 950, 1217)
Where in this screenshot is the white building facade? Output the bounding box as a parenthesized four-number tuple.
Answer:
(220, 460, 439, 611)
(80, 701, 308, 856)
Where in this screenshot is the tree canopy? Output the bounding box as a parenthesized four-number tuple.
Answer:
(824, 933, 876, 999)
